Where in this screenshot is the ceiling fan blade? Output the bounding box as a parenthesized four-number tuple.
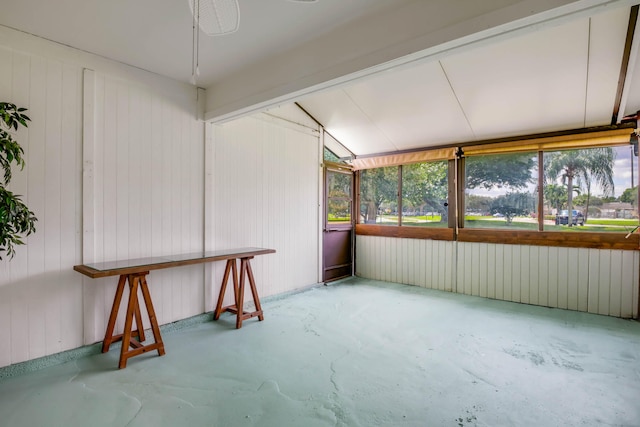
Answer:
(189, 0, 240, 36)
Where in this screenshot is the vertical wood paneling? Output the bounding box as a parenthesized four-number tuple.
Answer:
(5, 49, 32, 366)
(0, 38, 85, 367)
(416, 238, 425, 287)
(587, 248, 600, 314)
(494, 244, 504, 300)
(209, 114, 319, 301)
(509, 245, 521, 303)
(411, 239, 419, 286)
(633, 252, 639, 318)
(439, 241, 448, 291)
(356, 240, 639, 319)
(486, 244, 496, 299)
(127, 88, 142, 260)
(424, 239, 433, 288)
(547, 247, 559, 307)
(597, 250, 611, 316)
(556, 248, 569, 309)
(60, 64, 83, 351)
(0, 46, 15, 367)
(402, 238, 410, 285)
(436, 240, 444, 291)
(528, 246, 539, 306)
(518, 246, 528, 304)
(44, 59, 63, 356)
(620, 251, 635, 318)
(577, 248, 590, 312)
(27, 54, 47, 360)
(478, 243, 487, 297)
(538, 248, 558, 307)
(608, 251, 623, 318)
(465, 243, 474, 295)
(503, 246, 513, 302)
(373, 236, 381, 280)
(84, 72, 203, 341)
(566, 249, 579, 311)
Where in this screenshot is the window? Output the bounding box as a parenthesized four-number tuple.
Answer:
(543, 145, 638, 232)
(359, 167, 398, 225)
(324, 147, 343, 163)
(356, 128, 639, 249)
(401, 161, 449, 227)
(464, 152, 538, 230)
(326, 169, 352, 227)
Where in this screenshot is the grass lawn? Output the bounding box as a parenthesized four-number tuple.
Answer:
(465, 216, 638, 233)
(585, 218, 638, 226)
(359, 215, 638, 233)
(375, 215, 449, 227)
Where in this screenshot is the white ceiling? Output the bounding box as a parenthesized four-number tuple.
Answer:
(298, 6, 634, 156)
(2, 0, 640, 157)
(0, 0, 401, 87)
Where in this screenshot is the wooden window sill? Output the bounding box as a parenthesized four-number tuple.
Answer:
(355, 225, 640, 250)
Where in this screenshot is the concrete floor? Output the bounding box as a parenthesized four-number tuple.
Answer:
(0, 277, 639, 427)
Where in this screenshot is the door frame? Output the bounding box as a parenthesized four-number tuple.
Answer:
(323, 162, 354, 282)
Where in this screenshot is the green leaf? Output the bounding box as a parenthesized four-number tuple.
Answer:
(0, 103, 36, 259)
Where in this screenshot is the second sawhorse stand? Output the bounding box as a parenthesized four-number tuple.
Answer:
(102, 272, 165, 369)
(213, 256, 264, 329)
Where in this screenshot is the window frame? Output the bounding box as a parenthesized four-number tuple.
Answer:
(325, 162, 354, 231)
(354, 127, 640, 250)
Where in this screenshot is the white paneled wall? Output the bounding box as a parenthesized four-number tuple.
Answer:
(206, 113, 321, 310)
(356, 236, 640, 318)
(0, 27, 204, 368)
(356, 236, 455, 292)
(0, 44, 84, 367)
(82, 71, 204, 344)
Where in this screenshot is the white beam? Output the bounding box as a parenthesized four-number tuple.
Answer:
(205, 0, 637, 123)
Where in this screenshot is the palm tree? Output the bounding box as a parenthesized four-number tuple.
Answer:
(545, 150, 584, 225)
(578, 148, 614, 221)
(545, 148, 615, 225)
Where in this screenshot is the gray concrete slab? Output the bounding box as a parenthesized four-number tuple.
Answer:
(0, 278, 639, 427)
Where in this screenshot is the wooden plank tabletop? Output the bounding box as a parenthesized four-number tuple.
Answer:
(74, 247, 276, 278)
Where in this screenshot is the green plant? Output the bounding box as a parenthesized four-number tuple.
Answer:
(0, 102, 37, 260)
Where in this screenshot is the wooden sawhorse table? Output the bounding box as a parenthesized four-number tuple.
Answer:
(74, 247, 275, 368)
(214, 256, 264, 329)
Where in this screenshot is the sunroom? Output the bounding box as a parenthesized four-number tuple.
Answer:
(0, 1, 639, 426)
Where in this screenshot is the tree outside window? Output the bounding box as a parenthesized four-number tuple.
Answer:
(464, 152, 538, 229)
(359, 167, 398, 225)
(544, 145, 637, 232)
(401, 161, 448, 227)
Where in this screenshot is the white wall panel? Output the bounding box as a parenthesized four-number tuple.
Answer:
(206, 112, 320, 311)
(355, 236, 456, 292)
(0, 45, 84, 367)
(85, 73, 204, 342)
(356, 239, 640, 319)
(0, 27, 204, 368)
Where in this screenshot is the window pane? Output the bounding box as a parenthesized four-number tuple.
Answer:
(465, 152, 538, 229)
(360, 167, 398, 225)
(327, 170, 352, 224)
(324, 147, 342, 163)
(401, 161, 449, 227)
(544, 145, 638, 232)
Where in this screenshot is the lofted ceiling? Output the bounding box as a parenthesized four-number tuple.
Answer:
(2, 0, 640, 157)
(298, 5, 638, 156)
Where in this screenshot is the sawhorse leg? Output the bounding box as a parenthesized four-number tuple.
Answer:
(213, 257, 264, 328)
(102, 272, 165, 368)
